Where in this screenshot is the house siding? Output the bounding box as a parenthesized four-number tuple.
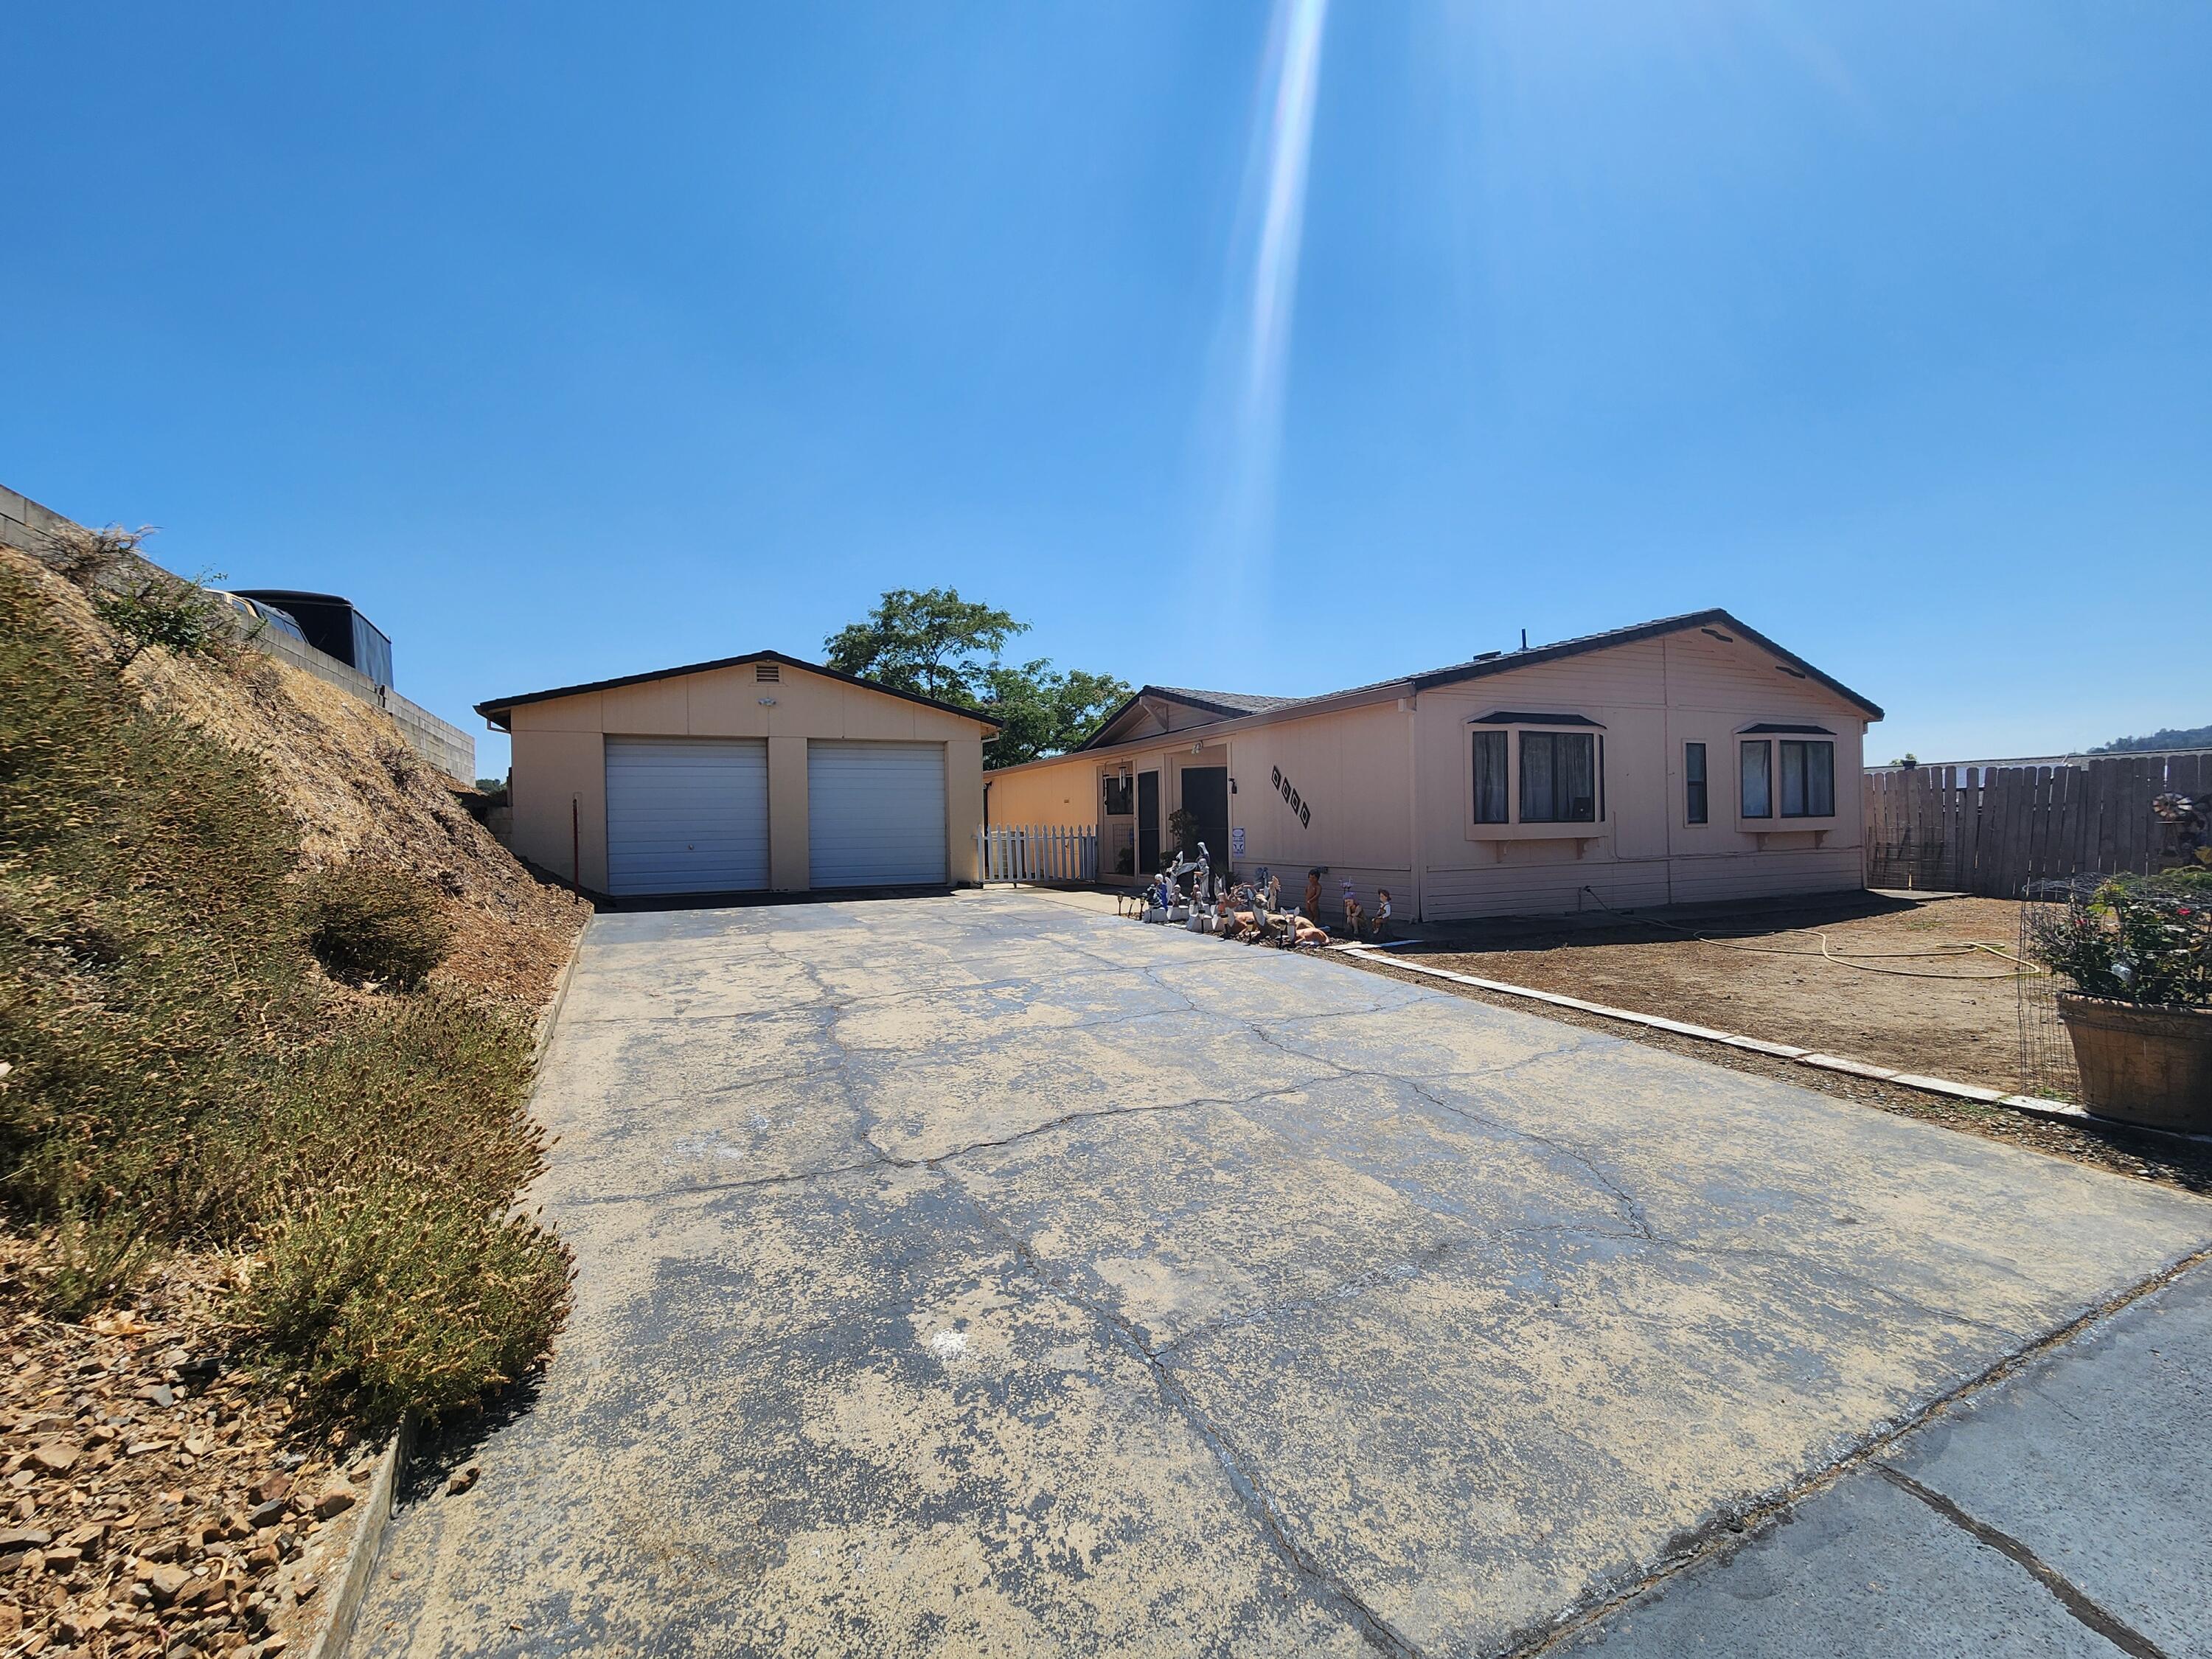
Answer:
(505, 659, 990, 894)
(984, 619, 1872, 924)
(1410, 628, 1867, 921)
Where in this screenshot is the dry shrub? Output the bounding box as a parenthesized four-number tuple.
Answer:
(244, 1179, 573, 1425)
(302, 863, 455, 988)
(33, 519, 155, 588)
(0, 563, 569, 1424)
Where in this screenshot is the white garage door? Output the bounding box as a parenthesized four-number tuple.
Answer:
(807, 741, 947, 887)
(604, 737, 770, 896)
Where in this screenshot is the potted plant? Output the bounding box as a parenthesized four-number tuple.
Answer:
(2028, 873, 2212, 1132)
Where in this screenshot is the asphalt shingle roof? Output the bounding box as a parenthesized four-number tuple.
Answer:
(1070, 608, 1879, 754)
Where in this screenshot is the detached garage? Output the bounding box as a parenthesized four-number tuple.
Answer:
(479, 651, 995, 899)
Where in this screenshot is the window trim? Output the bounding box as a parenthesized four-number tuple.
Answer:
(1736, 733, 1840, 825)
(1466, 718, 1610, 841)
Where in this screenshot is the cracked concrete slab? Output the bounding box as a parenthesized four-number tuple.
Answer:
(358, 892, 2212, 1658)
(1561, 1262, 2212, 1656)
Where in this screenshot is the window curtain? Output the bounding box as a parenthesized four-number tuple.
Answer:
(1780, 740, 1834, 818)
(1520, 732, 1596, 823)
(1472, 730, 1509, 823)
(1740, 741, 1772, 818)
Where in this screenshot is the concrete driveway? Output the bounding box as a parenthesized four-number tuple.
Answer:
(358, 891, 2212, 1658)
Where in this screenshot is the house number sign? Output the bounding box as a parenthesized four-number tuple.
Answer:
(1270, 766, 1312, 829)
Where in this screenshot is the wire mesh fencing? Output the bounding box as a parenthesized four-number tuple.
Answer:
(2017, 870, 2212, 1105)
(2017, 878, 2092, 1102)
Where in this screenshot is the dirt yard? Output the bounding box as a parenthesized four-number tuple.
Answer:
(1350, 891, 2212, 1197)
(1411, 893, 2036, 1090)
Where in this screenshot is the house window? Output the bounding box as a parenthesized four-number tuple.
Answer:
(1472, 730, 1509, 824)
(1102, 773, 1133, 816)
(1740, 740, 1772, 818)
(1685, 742, 1708, 824)
(1779, 740, 1834, 818)
(1520, 731, 1597, 823)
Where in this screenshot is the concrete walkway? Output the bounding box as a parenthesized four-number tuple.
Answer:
(1562, 1262, 2211, 1658)
(357, 892, 2212, 1658)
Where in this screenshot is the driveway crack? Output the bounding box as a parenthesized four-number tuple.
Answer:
(1877, 1466, 2170, 1658)
(969, 1198, 1429, 1659)
(886, 1078, 1326, 1170)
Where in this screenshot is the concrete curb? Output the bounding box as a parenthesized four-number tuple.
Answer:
(531, 917, 591, 1070)
(1343, 947, 2212, 1146)
(302, 1413, 414, 1659)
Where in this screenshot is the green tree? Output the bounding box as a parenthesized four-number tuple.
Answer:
(825, 590, 1130, 768)
(822, 588, 1024, 704)
(984, 661, 1133, 768)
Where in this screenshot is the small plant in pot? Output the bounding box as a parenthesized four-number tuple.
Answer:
(2026, 872, 2212, 1132)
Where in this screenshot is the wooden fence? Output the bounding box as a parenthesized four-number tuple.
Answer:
(1863, 750, 2210, 896)
(978, 824, 1098, 885)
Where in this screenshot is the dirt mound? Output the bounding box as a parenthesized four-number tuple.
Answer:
(0, 544, 586, 1009)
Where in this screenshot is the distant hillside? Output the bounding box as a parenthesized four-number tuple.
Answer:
(2090, 724, 2212, 754)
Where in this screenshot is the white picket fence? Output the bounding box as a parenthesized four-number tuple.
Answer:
(978, 824, 1098, 884)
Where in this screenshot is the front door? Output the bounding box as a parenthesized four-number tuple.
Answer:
(1137, 770, 1161, 874)
(1181, 766, 1229, 872)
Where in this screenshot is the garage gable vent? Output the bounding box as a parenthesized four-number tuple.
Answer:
(756, 663, 780, 683)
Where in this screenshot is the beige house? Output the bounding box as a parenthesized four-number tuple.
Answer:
(986, 609, 1882, 925)
(481, 652, 996, 898)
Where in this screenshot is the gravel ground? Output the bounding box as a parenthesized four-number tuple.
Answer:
(0, 1237, 388, 1658)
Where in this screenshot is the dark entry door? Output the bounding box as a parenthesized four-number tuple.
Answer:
(1137, 770, 1161, 874)
(1181, 767, 1228, 871)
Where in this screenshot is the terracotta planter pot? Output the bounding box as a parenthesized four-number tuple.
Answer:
(2056, 994, 2212, 1133)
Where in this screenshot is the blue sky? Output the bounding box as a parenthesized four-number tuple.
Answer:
(6, 3, 2205, 776)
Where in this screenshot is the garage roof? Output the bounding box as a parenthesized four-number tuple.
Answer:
(476, 650, 1004, 733)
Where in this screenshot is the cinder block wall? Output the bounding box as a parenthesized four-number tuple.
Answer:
(0, 483, 476, 784)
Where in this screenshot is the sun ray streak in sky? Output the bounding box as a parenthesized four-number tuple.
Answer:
(1208, 0, 1329, 585)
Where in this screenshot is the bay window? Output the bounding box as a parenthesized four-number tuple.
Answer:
(1738, 726, 1836, 820)
(1469, 716, 1606, 832)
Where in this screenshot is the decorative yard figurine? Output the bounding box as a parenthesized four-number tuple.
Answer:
(2153, 793, 2210, 869)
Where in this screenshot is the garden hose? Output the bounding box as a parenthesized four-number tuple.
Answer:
(1573, 887, 2042, 981)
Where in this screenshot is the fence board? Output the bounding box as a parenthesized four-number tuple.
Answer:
(1988, 768, 2020, 896)
(1865, 750, 2212, 895)
(2025, 767, 2053, 889)
(2054, 764, 2082, 878)
(2106, 761, 2141, 876)
(1950, 767, 1972, 891)
(977, 824, 1099, 885)
(2035, 770, 2053, 889)
(1957, 768, 1988, 894)
(2091, 762, 2117, 872)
